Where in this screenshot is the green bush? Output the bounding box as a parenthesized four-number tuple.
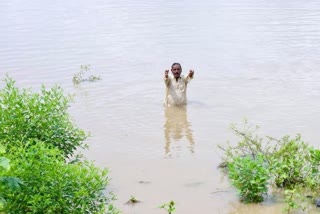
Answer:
(220, 121, 320, 212)
(0, 144, 22, 209)
(270, 135, 312, 188)
(228, 154, 269, 203)
(0, 76, 87, 158)
(0, 76, 120, 213)
(1, 140, 111, 214)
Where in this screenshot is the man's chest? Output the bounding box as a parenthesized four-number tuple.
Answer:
(170, 79, 186, 91)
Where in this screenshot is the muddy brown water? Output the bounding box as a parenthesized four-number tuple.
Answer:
(1, 0, 320, 213)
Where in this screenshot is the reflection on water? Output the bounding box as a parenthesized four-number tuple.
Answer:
(163, 106, 195, 157)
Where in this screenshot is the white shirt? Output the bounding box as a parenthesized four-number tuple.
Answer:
(164, 75, 193, 106)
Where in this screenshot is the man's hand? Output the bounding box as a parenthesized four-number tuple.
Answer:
(189, 69, 194, 78)
(165, 70, 169, 78)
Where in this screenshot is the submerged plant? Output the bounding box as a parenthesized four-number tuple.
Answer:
(283, 188, 302, 213)
(73, 65, 101, 85)
(125, 195, 140, 206)
(270, 135, 312, 188)
(228, 154, 269, 203)
(219, 121, 320, 212)
(129, 195, 139, 203)
(159, 200, 176, 214)
(107, 193, 121, 214)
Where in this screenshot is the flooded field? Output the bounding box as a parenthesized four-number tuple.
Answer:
(1, 0, 320, 213)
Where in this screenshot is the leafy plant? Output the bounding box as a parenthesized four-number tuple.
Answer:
(159, 200, 176, 214)
(73, 65, 101, 85)
(228, 154, 269, 203)
(283, 188, 302, 213)
(218, 121, 275, 166)
(126, 195, 140, 205)
(0, 76, 87, 158)
(107, 203, 121, 214)
(0, 144, 22, 210)
(0, 76, 120, 213)
(1, 140, 113, 214)
(220, 121, 320, 212)
(107, 193, 121, 214)
(270, 135, 311, 188)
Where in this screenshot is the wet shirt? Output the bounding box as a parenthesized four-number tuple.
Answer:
(164, 75, 193, 106)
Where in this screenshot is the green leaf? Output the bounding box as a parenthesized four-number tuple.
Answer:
(0, 157, 10, 170)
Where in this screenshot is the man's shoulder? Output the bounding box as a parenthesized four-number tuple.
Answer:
(181, 75, 189, 81)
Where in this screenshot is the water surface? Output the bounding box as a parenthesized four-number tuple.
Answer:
(1, 0, 320, 213)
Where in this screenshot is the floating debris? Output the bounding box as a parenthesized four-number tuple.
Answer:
(72, 65, 101, 85)
(125, 195, 141, 206)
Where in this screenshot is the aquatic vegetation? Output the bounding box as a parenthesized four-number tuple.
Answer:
(107, 203, 121, 214)
(219, 121, 320, 212)
(283, 188, 304, 213)
(126, 195, 140, 205)
(0, 76, 87, 158)
(0, 144, 22, 210)
(0, 76, 118, 213)
(159, 200, 176, 214)
(1, 141, 111, 213)
(73, 64, 102, 85)
(106, 193, 121, 214)
(228, 154, 269, 203)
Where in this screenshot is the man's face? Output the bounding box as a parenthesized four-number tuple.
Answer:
(171, 64, 182, 78)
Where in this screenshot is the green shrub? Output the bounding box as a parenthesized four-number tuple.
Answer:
(0, 76, 119, 213)
(0, 144, 22, 209)
(0, 76, 87, 157)
(228, 154, 269, 203)
(220, 121, 320, 212)
(1, 140, 112, 214)
(270, 135, 312, 188)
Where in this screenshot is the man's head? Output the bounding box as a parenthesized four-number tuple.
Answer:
(171, 62, 182, 79)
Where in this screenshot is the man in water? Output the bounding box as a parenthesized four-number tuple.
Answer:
(164, 62, 194, 106)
